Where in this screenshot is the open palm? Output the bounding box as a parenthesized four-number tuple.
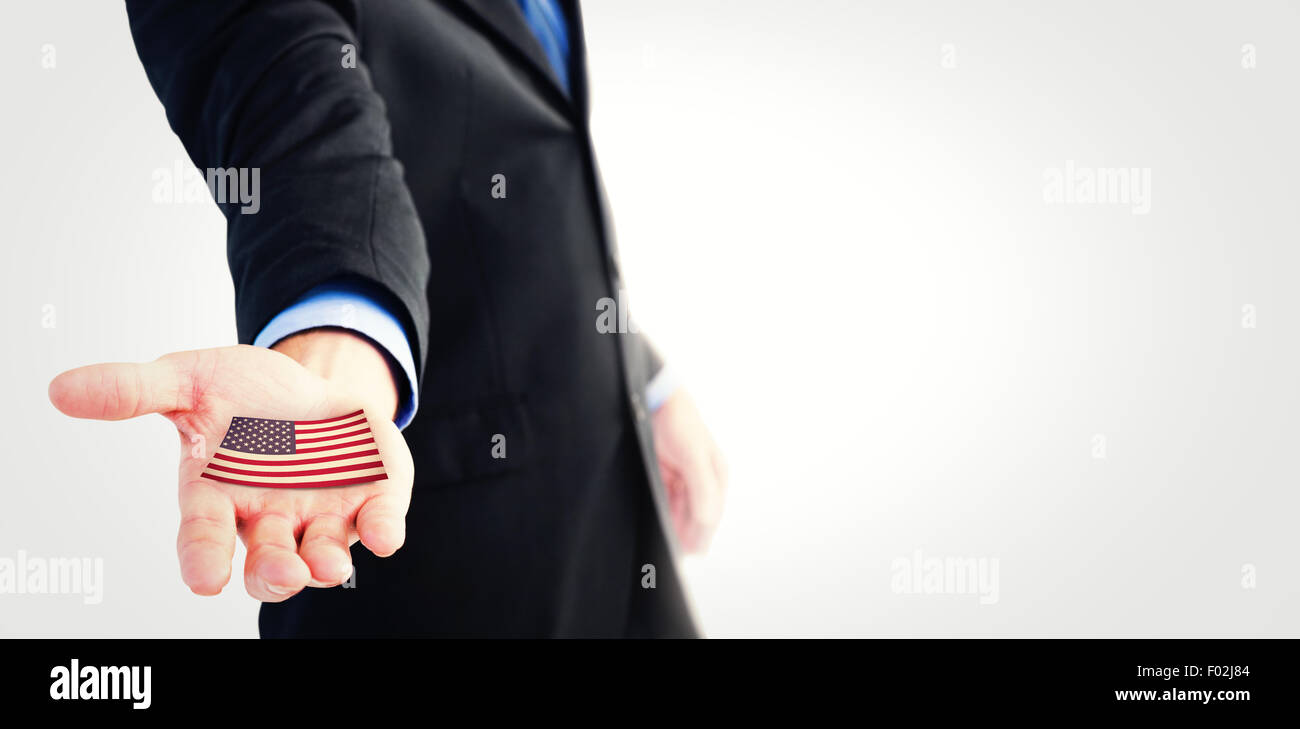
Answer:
(49, 344, 413, 601)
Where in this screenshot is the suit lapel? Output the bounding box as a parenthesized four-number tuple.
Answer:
(451, 0, 574, 106)
(564, 0, 591, 121)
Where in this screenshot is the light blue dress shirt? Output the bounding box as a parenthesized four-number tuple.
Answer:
(253, 282, 420, 429)
(254, 0, 677, 428)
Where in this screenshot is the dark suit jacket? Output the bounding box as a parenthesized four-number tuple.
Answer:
(126, 0, 697, 637)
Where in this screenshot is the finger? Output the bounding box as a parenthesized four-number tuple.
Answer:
(355, 493, 407, 557)
(354, 415, 413, 557)
(48, 357, 188, 420)
(176, 481, 236, 596)
(242, 512, 311, 602)
(690, 523, 715, 555)
(664, 472, 691, 546)
(710, 447, 729, 490)
(678, 510, 700, 553)
(679, 492, 709, 554)
(683, 454, 724, 528)
(299, 513, 353, 586)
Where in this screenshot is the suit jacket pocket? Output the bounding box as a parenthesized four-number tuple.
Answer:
(405, 393, 531, 489)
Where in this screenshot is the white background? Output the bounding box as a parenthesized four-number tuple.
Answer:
(1, 0, 1297, 637)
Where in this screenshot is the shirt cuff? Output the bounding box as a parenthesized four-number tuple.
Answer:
(645, 364, 682, 413)
(252, 282, 420, 430)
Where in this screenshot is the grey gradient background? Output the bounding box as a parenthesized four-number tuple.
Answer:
(1, 0, 1297, 637)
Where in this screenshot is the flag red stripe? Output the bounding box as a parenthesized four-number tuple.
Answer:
(293, 410, 364, 426)
(295, 427, 370, 444)
(211, 448, 380, 467)
(295, 437, 374, 454)
(200, 472, 388, 488)
(294, 416, 367, 434)
(206, 460, 384, 478)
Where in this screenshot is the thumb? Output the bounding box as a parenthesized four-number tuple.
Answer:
(49, 358, 189, 421)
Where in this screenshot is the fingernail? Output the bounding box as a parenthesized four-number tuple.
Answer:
(266, 583, 295, 596)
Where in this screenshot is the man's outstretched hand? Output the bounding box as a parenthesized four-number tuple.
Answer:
(47, 332, 414, 601)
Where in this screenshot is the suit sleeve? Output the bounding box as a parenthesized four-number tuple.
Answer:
(639, 333, 666, 381)
(125, 0, 430, 385)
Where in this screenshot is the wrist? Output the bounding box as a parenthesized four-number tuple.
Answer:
(272, 328, 400, 421)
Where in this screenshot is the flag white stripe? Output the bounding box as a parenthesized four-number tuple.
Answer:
(295, 416, 368, 434)
(293, 431, 373, 449)
(211, 442, 377, 464)
(209, 452, 383, 472)
(201, 466, 387, 484)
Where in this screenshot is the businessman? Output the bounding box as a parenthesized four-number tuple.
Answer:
(48, 0, 726, 637)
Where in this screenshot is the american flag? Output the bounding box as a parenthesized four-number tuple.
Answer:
(200, 410, 386, 488)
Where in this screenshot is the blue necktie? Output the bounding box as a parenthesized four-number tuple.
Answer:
(516, 0, 570, 93)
